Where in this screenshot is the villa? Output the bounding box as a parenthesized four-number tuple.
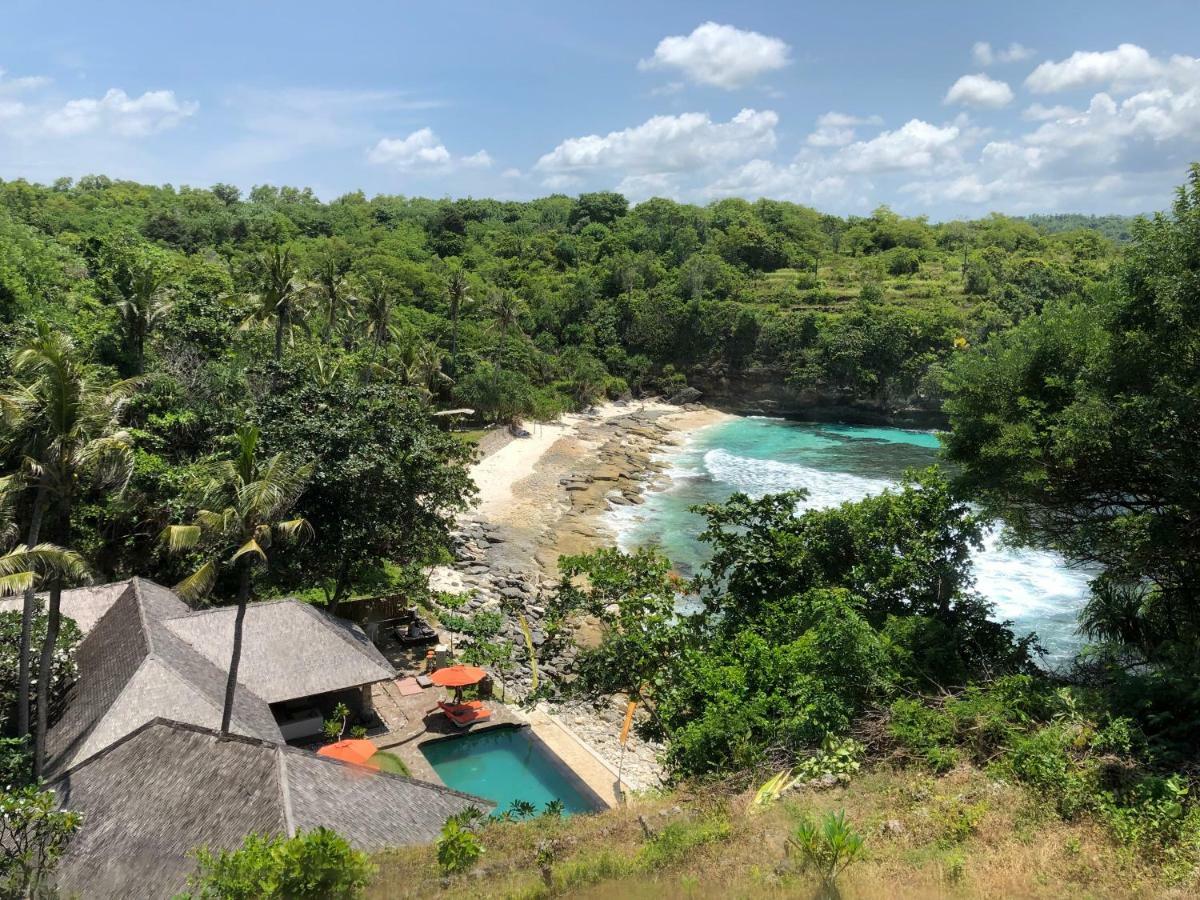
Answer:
(18, 577, 397, 776)
(46, 718, 491, 899)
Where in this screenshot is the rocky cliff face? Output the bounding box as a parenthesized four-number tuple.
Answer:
(687, 371, 948, 429)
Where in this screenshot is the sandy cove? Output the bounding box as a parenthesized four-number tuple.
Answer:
(426, 401, 732, 789)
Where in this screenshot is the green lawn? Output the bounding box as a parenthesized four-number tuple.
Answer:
(373, 750, 411, 776)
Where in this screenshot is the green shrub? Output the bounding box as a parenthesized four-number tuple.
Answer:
(185, 828, 373, 899)
(435, 818, 483, 876)
(788, 810, 864, 891)
(637, 816, 732, 869)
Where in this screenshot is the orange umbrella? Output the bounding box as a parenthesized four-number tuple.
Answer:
(317, 739, 379, 770)
(428, 664, 487, 688)
(429, 664, 487, 704)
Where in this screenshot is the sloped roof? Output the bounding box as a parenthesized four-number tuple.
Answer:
(46, 579, 282, 776)
(0, 580, 131, 634)
(162, 599, 395, 703)
(47, 719, 492, 900)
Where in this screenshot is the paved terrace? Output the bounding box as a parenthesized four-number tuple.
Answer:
(369, 679, 624, 809)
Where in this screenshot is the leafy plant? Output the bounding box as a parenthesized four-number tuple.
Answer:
(435, 818, 483, 876)
(0, 785, 81, 898)
(185, 827, 372, 899)
(787, 810, 864, 892)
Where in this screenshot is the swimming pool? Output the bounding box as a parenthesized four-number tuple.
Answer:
(420, 725, 601, 816)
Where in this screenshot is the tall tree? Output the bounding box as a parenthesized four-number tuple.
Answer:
(445, 264, 472, 375)
(112, 250, 174, 375)
(943, 165, 1200, 665)
(306, 238, 353, 345)
(0, 326, 135, 772)
(487, 289, 525, 378)
(160, 425, 313, 734)
(243, 245, 303, 361)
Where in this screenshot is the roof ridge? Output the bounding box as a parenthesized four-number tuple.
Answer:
(291, 601, 394, 671)
(277, 746, 296, 837)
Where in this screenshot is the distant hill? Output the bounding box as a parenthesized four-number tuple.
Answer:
(1022, 213, 1142, 242)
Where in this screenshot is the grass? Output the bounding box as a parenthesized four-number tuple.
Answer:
(374, 750, 411, 777)
(368, 763, 1193, 899)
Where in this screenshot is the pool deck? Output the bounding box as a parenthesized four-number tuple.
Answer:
(370, 680, 623, 809)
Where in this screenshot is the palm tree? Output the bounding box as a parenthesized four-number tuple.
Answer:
(357, 270, 395, 355)
(395, 341, 452, 403)
(242, 245, 304, 361)
(0, 475, 88, 599)
(488, 289, 525, 376)
(309, 253, 352, 344)
(115, 257, 174, 374)
(446, 266, 472, 375)
(160, 425, 313, 735)
(0, 325, 136, 772)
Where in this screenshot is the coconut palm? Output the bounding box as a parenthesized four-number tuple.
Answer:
(357, 270, 396, 355)
(0, 325, 136, 771)
(0, 475, 88, 599)
(114, 256, 174, 374)
(160, 425, 313, 734)
(487, 289, 525, 375)
(242, 245, 304, 361)
(446, 266, 472, 374)
(308, 250, 352, 344)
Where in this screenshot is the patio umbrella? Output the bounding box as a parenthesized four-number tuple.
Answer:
(317, 739, 379, 770)
(429, 664, 487, 702)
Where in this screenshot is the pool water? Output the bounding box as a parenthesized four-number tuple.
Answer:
(420, 725, 600, 816)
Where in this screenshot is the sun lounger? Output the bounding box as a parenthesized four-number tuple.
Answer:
(437, 699, 493, 728)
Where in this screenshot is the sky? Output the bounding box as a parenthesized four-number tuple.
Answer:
(2, 0, 1199, 219)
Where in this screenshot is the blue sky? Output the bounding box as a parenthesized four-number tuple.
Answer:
(2, 1, 1198, 218)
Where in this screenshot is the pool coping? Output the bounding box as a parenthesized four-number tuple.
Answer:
(418, 721, 612, 814)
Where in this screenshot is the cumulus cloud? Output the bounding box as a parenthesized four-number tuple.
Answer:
(837, 119, 962, 173)
(368, 127, 491, 170)
(972, 41, 1035, 66)
(638, 22, 790, 89)
(41, 88, 197, 137)
(806, 111, 883, 147)
(0, 68, 51, 94)
(1025, 43, 1169, 93)
(1022, 102, 1078, 121)
(535, 108, 778, 176)
(945, 73, 1014, 108)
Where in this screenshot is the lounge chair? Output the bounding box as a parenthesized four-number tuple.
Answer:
(437, 699, 493, 728)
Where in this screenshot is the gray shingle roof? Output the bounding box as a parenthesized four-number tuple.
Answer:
(46, 579, 283, 777)
(162, 599, 396, 703)
(0, 580, 131, 634)
(46, 578, 397, 778)
(47, 719, 491, 900)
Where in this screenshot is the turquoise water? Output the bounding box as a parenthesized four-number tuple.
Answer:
(420, 726, 600, 815)
(608, 417, 1093, 667)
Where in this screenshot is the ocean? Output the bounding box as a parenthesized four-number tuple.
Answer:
(607, 416, 1093, 667)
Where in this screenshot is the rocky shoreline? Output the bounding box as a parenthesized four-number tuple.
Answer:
(427, 404, 727, 790)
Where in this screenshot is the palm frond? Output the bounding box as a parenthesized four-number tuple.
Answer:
(174, 559, 218, 602)
(230, 538, 267, 565)
(0, 572, 35, 597)
(160, 524, 203, 552)
(274, 517, 314, 544)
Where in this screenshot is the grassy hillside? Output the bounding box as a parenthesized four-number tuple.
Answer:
(370, 765, 1181, 899)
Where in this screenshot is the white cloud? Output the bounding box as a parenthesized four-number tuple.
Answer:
(945, 73, 1014, 108)
(501, 167, 522, 179)
(1022, 102, 1078, 121)
(972, 41, 1035, 66)
(367, 127, 491, 171)
(638, 22, 790, 89)
(41, 88, 196, 137)
(806, 111, 882, 147)
(1026, 43, 1167, 93)
(838, 119, 962, 173)
(536, 108, 778, 176)
(0, 68, 51, 94)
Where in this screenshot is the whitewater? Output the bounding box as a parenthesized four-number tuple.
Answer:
(607, 416, 1093, 667)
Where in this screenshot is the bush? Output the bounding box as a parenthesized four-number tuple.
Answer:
(787, 810, 864, 890)
(435, 818, 483, 876)
(884, 247, 921, 275)
(184, 828, 373, 899)
(0, 785, 81, 898)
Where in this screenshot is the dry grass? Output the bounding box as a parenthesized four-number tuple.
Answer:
(368, 765, 1191, 900)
